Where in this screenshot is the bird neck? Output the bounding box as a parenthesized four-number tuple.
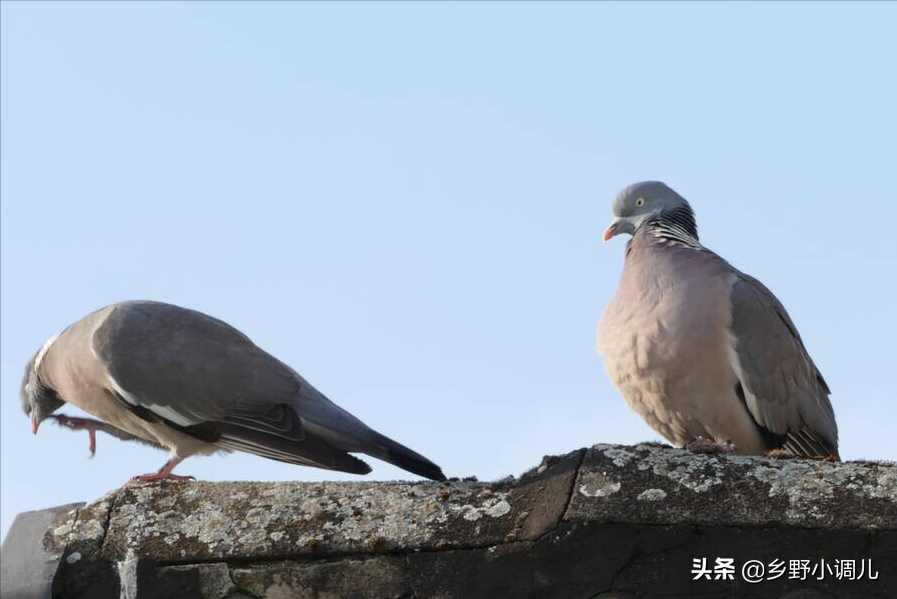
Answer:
(642, 206, 700, 248)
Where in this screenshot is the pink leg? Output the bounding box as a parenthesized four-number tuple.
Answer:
(51, 414, 104, 456)
(127, 458, 195, 484)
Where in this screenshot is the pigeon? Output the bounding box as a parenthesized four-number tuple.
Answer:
(597, 181, 838, 459)
(21, 300, 447, 481)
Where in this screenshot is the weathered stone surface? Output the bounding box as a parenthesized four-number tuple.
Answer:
(567, 444, 897, 529)
(11, 443, 895, 598)
(100, 477, 518, 562)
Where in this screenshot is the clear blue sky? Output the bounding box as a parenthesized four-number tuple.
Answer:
(2, 2, 895, 542)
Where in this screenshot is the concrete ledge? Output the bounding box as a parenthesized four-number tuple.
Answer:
(6, 444, 895, 598)
(0, 502, 85, 599)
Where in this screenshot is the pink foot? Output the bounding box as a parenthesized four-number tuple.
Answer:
(51, 414, 105, 456)
(686, 436, 737, 454)
(126, 459, 194, 485)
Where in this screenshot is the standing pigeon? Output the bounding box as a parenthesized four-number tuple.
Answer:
(21, 301, 446, 481)
(597, 182, 838, 458)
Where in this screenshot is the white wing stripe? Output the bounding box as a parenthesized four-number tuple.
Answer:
(106, 373, 194, 426)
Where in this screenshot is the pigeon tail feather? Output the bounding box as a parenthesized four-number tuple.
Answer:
(365, 430, 446, 481)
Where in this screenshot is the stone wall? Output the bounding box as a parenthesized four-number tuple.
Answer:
(3, 443, 895, 598)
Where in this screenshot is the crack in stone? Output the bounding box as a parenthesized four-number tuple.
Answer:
(607, 548, 639, 593)
(403, 550, 419, 599)
(529, 448, 588, 544)
(607, 525, 698, 593)
(94, 493, 118, 554)
(94, 489, 125, 558)
(559, 449, 588, 520)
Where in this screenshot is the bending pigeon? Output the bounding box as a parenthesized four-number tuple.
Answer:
(597, 182, 838, 459)
(21, 301, 446, 481)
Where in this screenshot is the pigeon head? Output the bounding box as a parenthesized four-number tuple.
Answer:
(603, 181, 697, 242)
(21, 343, 65, 434)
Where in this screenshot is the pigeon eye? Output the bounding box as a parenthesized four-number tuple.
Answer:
(635, 198, 646, 207)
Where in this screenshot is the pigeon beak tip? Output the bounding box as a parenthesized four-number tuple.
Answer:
(603, 217, 632, 241)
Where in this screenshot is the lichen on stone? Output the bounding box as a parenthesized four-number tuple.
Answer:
(637, 488, 667, 501)
(577, 471, 622, 498)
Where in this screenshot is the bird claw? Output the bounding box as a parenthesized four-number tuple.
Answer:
(685, 435, 717, 453)
(686, 436, 737, 454)
(766, 448, 793, 459)
(125, 459, 194, 485)
(51, 414, 102, 457)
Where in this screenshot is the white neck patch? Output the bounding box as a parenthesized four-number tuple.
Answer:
(33, 335, 59, 373)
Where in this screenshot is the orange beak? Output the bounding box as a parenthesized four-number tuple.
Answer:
(602, 217, 627, 241)
(31, 413, 40, 434)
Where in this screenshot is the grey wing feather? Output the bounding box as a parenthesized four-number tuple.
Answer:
(91, 302, 373, 473)
(729, 274, 838, 458)
(93, 302, 303, 435)
(94, 302, 363, 443)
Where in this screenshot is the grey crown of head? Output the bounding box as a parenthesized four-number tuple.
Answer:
(613, 181, 690, 218)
